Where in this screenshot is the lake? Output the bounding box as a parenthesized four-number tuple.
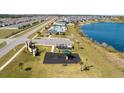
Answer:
(80, 22, 124, 52)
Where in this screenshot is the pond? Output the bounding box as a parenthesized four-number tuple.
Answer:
(80, 22, 124, 52)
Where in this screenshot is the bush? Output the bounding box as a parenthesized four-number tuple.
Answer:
(25, 67, 32, 71)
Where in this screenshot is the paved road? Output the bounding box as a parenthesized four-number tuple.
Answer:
(0, 17, 57, 58)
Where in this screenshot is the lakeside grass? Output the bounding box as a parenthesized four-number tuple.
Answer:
(118, 53, 124, 59)
(1, 24, 124, 77)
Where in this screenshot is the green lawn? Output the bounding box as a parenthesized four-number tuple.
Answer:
(0, 29, 18, 38)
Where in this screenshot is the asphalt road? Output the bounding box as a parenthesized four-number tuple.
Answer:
(0, 17, 57, 58)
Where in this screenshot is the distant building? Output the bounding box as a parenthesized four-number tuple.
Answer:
(0, 15, 52, 29)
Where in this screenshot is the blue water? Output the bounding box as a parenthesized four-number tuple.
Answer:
(80, 22, 124, 52)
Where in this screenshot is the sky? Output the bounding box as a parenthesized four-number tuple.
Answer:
(0, 0, 124, 15)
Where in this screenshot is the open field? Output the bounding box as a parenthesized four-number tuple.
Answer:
(0, 29, 18, 38)
(1, 24, 124, 77)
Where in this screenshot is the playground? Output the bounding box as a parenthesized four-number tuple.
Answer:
(43, 52, 81, 64)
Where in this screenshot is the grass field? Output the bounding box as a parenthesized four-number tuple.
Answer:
(0, 29, 18, 38)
